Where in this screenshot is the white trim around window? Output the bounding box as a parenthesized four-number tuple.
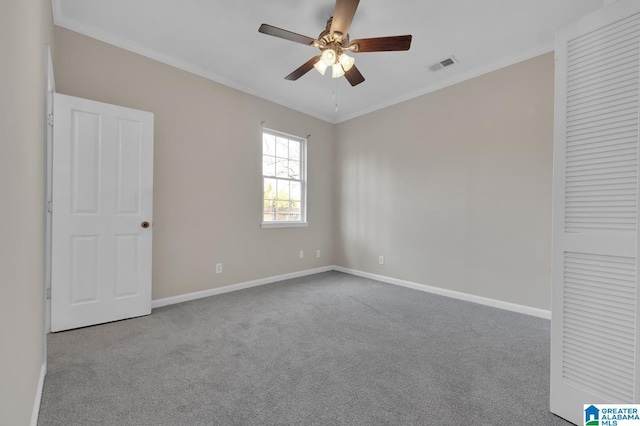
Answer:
(261, 128, 308, 228)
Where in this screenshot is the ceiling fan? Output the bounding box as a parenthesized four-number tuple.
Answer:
(258, 0, 412, 87)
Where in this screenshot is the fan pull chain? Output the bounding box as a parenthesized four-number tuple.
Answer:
(333, 80, 339, 113)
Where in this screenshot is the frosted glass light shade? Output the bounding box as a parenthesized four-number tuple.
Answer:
(338, 54, 355, 72)
(321, 49, 337, 66)
(314, 60, 328, 75)
(332, 63, 345, 78)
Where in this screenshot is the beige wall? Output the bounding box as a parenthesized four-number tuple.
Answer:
(336, 53, 555, 310)
(0, 0, 54, 424)
(53, 27, 554, 310)
(53, 28, 336, 300)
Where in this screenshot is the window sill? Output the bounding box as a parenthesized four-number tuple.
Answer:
(261, 222, 308, 229)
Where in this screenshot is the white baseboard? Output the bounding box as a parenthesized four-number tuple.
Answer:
(151, 266, 334, 309)
(30, 362, 46, 426)
(333, 266, 551, 320)
(151, 265, 550, 320)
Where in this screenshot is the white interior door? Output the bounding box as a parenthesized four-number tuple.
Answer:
(551, 1, 640, 423)
(51, 93, 154, 332)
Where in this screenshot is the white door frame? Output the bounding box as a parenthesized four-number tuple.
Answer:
(44, 46, 54, 337)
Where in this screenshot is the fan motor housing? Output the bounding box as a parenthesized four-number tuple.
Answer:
(317, 18, 350, 51)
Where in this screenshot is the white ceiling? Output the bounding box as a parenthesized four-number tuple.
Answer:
(52, 0, 603, 123)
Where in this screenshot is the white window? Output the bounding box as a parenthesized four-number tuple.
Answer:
(261, 129, 307, 228)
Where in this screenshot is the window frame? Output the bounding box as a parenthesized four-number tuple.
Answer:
(260, 128, 308, 229)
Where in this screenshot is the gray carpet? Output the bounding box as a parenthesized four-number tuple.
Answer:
(38, 271, 570, 425)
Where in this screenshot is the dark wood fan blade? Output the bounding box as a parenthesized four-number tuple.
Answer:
(330, 0, 360, 36)
(344, 65, 365, 86)
(285, 56, 322, 81)
(349, 35, 412, 52)
(259, 24, 317, 46)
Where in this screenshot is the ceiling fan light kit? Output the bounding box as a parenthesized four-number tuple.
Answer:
(332, 63, 346, 78)
(321, 48, 337, 67)
(258, 0, 412, 87)
(339, 53, 355, 72)
(313, 60, 329, 75)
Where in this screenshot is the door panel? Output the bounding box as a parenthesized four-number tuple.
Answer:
(69, 235, 100, 305)
(115, 234, 140, 298)
(117, 118, 143, 214)
(71, 110, 101, 214)
(52, 93, 154, 332)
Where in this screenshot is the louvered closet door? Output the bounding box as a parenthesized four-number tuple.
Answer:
(551, 1, 640, 424)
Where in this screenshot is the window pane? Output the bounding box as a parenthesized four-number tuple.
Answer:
(276, 137, 288, 158)
(263, 197, 276, 222)
(263, 134, 275, 156)
(277, 201, 294, 221)
(275, 158, 288, 178)
(290, 211, 300, 221)
(288, 160, 300, 179)
(264, 178, 276, 200)
(263, 209, 275, 222)
(290, 201, 301, 221)
(290, 182, 301, 201)
(263, 156, 275, 177)
(277, 179, 290, 200)
(289, 140, 300, 160)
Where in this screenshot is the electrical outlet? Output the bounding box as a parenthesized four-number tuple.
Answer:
(379, 256, 384, 265)
(216, 263, 222, 274)
(316, 249, 321, 258)
(299, 250, 304, 259)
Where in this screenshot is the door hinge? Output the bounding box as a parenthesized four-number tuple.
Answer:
(47, 114, 54, 126)
(46, 288, 51, 300)
(47, 201, 52, 213)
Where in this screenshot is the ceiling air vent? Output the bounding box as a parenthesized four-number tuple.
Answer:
(429, 56, 458, 72)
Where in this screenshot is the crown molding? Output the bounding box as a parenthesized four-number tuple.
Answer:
(52, 1, 554, 125)
(335, 42, 555, 123)
(52, 13, 337, 123)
